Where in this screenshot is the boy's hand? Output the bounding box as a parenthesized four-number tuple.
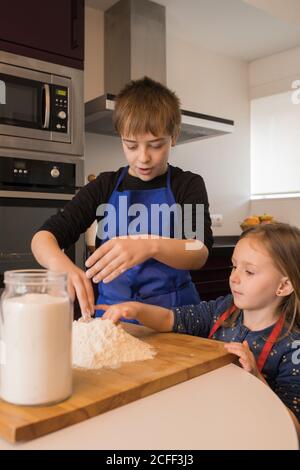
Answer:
(95, 302, 140, 323)
(85, 236, 155, 283)
(224, 340, 261, 378)
(67, 266, 95, 317)
(50, 258, 94, 317)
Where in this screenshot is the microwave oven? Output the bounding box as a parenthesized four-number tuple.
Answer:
(0, 51, 83, 157)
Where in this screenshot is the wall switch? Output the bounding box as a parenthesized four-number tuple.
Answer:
(211, 214, 223, 227)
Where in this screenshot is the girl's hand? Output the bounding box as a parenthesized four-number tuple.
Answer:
(224, 340, 261, 378)
(85, 237, 155, 283)
(95, 302, 141, 323)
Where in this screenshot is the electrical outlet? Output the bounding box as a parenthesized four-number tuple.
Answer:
(211, 214, 223, 227)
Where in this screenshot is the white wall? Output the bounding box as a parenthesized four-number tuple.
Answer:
(84, 6, 251, 235)
(165, 28, 250, 236)
(242, 0, 300, 24)
(84, 6, 126, 182)
(249, 46, 300, 99)
(249, 46, 300, 227)
(249, 198, 300, 227)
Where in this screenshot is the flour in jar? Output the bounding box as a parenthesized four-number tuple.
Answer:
(72, 318, 155, 369)
(1, 293, 72, 406)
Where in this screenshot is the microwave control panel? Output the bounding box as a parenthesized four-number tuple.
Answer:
(52, 86, 68, 133)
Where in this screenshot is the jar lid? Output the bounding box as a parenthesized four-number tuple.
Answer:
(4, 269, 67, 286)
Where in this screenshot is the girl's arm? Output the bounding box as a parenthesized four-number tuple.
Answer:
(97, 296, 231, 336)
(97, 302, 174, 332)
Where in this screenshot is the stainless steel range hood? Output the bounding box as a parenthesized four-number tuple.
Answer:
(85, 0, 234, 145)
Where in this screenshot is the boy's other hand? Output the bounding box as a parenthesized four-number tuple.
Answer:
(85, 236, 155, 284)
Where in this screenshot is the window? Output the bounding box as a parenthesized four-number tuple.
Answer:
(251, 91, 300, 199)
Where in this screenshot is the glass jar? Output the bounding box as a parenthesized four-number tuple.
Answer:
(0, 270, 73, 406)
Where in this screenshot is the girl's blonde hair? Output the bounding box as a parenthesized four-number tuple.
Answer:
(226, 223, 300, 333)
(113, 76, 181, 140)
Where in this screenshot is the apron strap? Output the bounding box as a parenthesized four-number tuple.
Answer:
(115, 166, 129, 191)
(208, 304, 237, 338)
(166, 164, 171, 189)
(208, 304, 286, 372)
(256, 313, 286, 372)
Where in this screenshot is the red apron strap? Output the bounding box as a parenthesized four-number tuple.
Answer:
(208, 304, 237, 339)
(208, 304, 286, 374)
(257, 313, 286, 372)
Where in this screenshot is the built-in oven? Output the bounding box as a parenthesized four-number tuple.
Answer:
(0, 50, 83, 156)
(0, 156, 85, 292)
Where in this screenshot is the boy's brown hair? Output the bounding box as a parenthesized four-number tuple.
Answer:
(113, 76, 181, 140)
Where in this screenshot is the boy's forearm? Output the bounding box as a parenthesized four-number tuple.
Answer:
(151, 238, 208, 270)
(31, 231, 74, 270)
(136, 303, 174, 332)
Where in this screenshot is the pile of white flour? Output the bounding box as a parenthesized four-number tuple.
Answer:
(72, 318, 155, 369)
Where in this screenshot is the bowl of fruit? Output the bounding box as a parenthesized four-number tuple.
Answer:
(240, 213, 276, 232)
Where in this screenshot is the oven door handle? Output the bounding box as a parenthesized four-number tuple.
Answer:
(42, 84, 50, 129)
(0, 190, 74, 201)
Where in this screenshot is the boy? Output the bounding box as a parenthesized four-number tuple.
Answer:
(31, 77, 213, 318)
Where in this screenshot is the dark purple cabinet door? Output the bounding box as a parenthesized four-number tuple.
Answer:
(0, 0, 84, 64)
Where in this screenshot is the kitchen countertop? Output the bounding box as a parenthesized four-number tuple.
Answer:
(0, 364, 297, 450)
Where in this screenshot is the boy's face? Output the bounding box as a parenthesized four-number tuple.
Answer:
(121, 133, 175, 181)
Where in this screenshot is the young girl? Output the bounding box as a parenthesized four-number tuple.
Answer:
(31, 77, 213, 318)
(97, 223, 300, 436)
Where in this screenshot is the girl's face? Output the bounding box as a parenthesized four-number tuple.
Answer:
(121, 133, 175, 181)
(229, 237, 284, 312)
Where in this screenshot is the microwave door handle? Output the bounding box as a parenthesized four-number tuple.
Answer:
(42, 84, 50, 129)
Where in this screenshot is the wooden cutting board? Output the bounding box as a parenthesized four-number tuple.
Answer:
(0, 324, 236, 443)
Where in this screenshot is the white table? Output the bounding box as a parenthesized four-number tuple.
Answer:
(0, 364, 298, 450)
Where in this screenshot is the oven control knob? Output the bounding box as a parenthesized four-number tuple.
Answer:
(51, 167, 60, 178)
(57, 111, 67, 120)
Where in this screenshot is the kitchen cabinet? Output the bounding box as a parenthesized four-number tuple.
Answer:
(0, 0, 84, 69)
(191, 236, 238, 301)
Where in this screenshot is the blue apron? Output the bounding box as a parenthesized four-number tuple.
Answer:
(96, 166, 200, 321)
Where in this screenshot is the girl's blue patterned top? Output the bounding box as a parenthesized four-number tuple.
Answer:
(172, 294, 300, 421)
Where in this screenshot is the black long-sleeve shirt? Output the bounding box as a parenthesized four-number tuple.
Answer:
(39, 165, 214, 251)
